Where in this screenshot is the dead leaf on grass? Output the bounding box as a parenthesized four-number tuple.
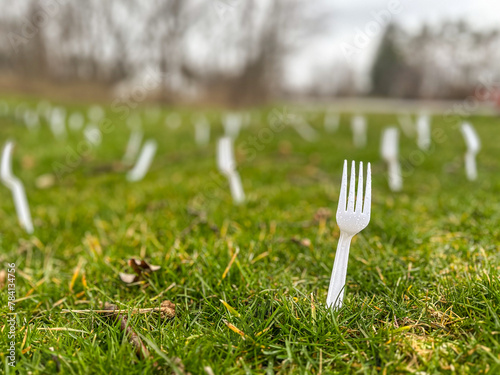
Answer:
(129, 258, 161, 274)
(119, 258, 161, 284)
(291, 237, 312, 248)
(119, 273, 139, 284)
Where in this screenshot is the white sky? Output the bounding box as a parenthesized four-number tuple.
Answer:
(286, 0, 500, 89)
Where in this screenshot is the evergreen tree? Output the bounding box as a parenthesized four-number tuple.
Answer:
(370, 23, 405, 97)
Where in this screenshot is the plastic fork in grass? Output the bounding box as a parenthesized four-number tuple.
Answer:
(327, 160, 371, 309)
(1, 141, 34, 234)
(217, 137, 245, 204)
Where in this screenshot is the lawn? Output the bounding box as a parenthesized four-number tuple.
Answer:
(0, 99, 499, 374)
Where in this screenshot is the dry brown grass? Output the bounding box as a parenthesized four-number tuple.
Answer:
(0, 74, 113, 104)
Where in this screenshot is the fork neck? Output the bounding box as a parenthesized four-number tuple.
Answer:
(339, 232, 354, 242)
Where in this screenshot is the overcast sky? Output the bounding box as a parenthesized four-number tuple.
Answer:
(287, 0, 500, 89)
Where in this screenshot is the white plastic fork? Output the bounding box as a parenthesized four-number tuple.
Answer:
(23, 110, 40, 132)
(324, 112, 340, 133)
(84, 124, 102, 146)
(380, 127, 402, 192)
(217, 136, 245, 204)
(397, 113, 415, 137)
(223, 113, 242, 139)
(49, 106, 67, 140)
(327, 160, 371, 309)
(194, 115, 211, 146)
(1, 141, 34, 234)
(122, 128, 144, 165)
(416, 113, 431, 151)
(460, 122, 481, 181)
(68, 112, 85, 132)
(351, 115, 367, 148)
(127, 140, 157, 182)
(291, 115, 318, 142)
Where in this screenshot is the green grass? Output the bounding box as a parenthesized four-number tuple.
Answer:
(0, 100, 499, 374)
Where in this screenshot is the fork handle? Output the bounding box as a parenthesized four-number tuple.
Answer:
(388, 160, 402, 192)
(326, 232, 353, 309)
(228, 172, 245, 204)
(464, 152, 477, 181)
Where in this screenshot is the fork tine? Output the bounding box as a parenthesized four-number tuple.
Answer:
(363, 162, 371, 216)
(337, 160, 347, 213)
(355, 161, 363, 213)
(347, 160, 356, 212)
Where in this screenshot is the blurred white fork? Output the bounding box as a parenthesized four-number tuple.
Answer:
(327, 160, 371, 309)
(460, 122, 481, 181)
(217, 136, 245, 204)
(1, 141, 34, 234)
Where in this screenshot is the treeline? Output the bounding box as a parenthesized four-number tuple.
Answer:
(0, 0, 327, 106)
(1, 2, 499, 103)
(370, 22, 500, 99)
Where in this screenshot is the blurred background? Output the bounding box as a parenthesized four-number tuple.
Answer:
(0, 0, 500, 110)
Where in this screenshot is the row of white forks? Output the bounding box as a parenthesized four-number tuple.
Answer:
(1, 137, 369, 310)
